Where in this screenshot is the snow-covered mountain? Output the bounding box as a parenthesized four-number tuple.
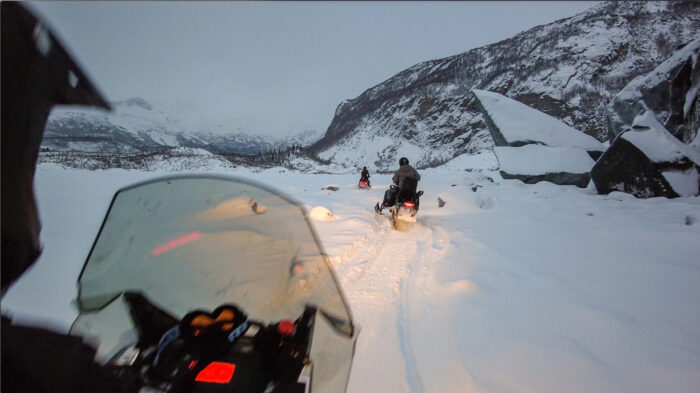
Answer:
(43, 98, 322, 156)
(278, 129, 322, 150)
(309, 1, 700, 170)
(44, 98, 207, 154)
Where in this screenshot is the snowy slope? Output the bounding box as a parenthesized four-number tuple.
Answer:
(310, 1, 700, 170)
(3, 167, 700, 393)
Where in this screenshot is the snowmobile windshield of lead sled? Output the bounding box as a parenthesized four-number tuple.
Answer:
(71, 175, 357, 393)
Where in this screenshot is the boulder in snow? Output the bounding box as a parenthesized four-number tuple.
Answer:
(321, 185, 340, 191)
(607, 38, 700, 144)
(472, 89, 603, 187)
(496, 145, 595, 188)
(472, 89, 604, 154)
(592, 112, 700, 198)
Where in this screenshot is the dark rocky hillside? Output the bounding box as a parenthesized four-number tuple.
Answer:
(309, 1, 700, 170)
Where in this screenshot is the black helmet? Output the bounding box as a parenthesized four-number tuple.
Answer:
(399, 157, 409, 166)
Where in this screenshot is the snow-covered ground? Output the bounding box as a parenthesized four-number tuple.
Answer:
(3, 165, 700, 393)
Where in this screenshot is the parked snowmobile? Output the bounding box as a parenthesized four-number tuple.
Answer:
(70, 175, 357, 393)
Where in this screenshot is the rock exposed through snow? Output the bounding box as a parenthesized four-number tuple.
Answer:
(472, 89, 604, 152)
(607, 38, 700, 143)
(495, 146, 596, 188)
(592, 111, 700, 198)
(473, 89, 600, 187)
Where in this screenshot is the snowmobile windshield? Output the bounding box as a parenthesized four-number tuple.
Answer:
(76, 175, 353, 337)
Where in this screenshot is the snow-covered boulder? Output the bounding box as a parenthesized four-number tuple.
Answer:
(472, 89, 604, 153)
(472, 89, 603, 187)
(592, 112, 700, 198)
(496, 146, 596, 188)
(607, 38, 700, 144)
(307, 206, 335, 221)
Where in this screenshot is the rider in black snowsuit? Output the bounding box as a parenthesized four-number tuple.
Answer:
(375, 157, 420, 212)
(360, 166, 370, 186)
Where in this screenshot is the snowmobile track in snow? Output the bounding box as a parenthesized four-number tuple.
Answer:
(340, 211, 449, 393)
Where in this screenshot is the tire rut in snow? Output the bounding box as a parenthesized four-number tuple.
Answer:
(397, 219, 450, 393)
(347, 215, 449, 393)
(335, 210, 393, 283)
(398, 245, 424, 393)
(340, 212, 451, 393)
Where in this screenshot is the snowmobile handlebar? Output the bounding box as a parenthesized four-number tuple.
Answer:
(107, 292, 315, 393)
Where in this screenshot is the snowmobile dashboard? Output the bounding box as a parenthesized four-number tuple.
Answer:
(106, 292, 314, 393)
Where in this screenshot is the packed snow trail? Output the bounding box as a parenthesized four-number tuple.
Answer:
(338, 215, 425, 393)
(330, 207, 469, 393)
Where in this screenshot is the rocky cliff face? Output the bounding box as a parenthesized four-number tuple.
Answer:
(607, 38, 700, 144)
(592, 112, 700, 198)
(591, 38, 700, 199)
(309, 1, 700, 170)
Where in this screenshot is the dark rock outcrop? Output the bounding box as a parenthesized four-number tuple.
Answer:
(607, 38, 700, 143)
(500, 171, 592, 188)
(591, 137, 679, 198)
(592, 112, 700, 198)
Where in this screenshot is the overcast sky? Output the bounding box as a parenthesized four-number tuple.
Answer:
(29, 1, 599, 137)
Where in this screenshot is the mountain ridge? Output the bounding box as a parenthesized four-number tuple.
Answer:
(43, 98, 322, 156)
(309, 1, 700, 170)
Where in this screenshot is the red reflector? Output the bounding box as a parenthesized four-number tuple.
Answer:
(195, 362, 236, 384)
(278, 319, 295, 336)
(293, 263, 304, 275)
(403, 201, 414, 207)
(151, 230, 202, 256)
